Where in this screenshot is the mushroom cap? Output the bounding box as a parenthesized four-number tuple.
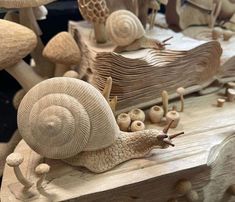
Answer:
(6, 153, 24, 167)
(176, 87, 186, 95)
(228, 88, 235, 95)
(35, 163, 50, 174)
(0, 19, 37, 69)
(0, 0, 56, 8)
(63, 70, 80, 79)
(43, 32, 81, 66)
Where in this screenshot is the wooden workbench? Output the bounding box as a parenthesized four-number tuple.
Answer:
(1, 90, 235, 201)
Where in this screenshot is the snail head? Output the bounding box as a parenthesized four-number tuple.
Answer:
(157, 120, 184, 148)
(157, 36, 173, 50)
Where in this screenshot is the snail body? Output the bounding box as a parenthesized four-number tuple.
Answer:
(64, 130, 167, 173)
(106, 10, 169, 53)
(18, 78, 182, 173)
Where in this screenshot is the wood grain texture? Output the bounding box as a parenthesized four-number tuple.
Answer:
(1, 90, 235, 201)
(69, 21, 222, 113)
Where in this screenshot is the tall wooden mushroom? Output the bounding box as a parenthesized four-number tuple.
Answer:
(0, 19, 43, 91)
(0, 0, 57, 77)
(78, 0, 110, 43)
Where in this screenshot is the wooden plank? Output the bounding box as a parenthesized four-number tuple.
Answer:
(1, 90, 235, 201)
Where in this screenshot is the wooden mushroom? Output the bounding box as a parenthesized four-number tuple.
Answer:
(217, 98, 225, 107)
(162, 90, 169, 117)
(78, 0, 109, 43)
(128, 108, 145, 122)
(0, 0, 56, 77)
(227, 88, 235, 102)
(6, 153, 33, 189)
(0, 19, 43, 91)
(117, 113, 131, 132)
(131, 120, 145, 132)
(35, 163, 50, 189)
(43, 32, 81, 77)
(166, 111, 180, 128)
(149, 105, 164, 123)
(176, 87, 186, 112)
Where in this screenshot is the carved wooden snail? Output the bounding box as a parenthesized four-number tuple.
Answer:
(17, 77, 184, 173)
(106, 10, 172, 53)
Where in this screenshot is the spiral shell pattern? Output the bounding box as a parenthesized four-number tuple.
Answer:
(18, 78, 119, 159)
(106, 10, 145, 46)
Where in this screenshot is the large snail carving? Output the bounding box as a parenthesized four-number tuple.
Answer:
(105, 10, 171, 53)
(18, 77, 183, 173)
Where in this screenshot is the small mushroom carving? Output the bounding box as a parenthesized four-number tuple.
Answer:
(116, 113, 131, 132)
(176, 87, 186, 112)
(0, 19, 43, 91)
(78, 0, 109, 43)
(43, 32, 81, 77)
(18, 77, 184, 173)
(35, 163, 50, 191)
(131, 120, 145, 132)
(6, 153, 33, 189)
(106, 10, 171, 53)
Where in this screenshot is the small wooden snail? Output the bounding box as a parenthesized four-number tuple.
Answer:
(106, 10, 171, 53)
(18, 78, 183, 173)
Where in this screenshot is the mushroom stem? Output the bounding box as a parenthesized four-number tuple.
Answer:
(19, 7, 42, 36)
(19, 7, 54, 77)
(162, 90, 169, 117)
(14, 166, 33, 189)
(94, 22, 106, 43)
(54, 63, 70, 77)
(6, 60, 43, 91)
(180, 94, 184, 112)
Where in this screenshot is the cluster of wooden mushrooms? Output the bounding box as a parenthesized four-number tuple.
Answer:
(6, 153, 50, 198)
(217, 82, 235, 107)
(116, 87, 186, 132)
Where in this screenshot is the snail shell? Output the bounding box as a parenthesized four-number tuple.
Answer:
(18, 77, 119, 159)
(106, 10, 145, 46)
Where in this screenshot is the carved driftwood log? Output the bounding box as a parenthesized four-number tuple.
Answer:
(69, 21, 222, 113)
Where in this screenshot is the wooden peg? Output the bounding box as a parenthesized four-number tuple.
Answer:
(227, 88, 235, 102)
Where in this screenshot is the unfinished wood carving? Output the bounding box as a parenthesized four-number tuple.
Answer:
(17, 77, 183, 173)
(106, 10, 169, 52)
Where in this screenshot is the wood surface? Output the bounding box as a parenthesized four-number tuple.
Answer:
(1, 90, 235, 201)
